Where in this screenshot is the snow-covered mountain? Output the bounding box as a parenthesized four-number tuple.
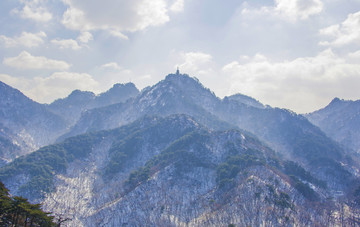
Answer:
(59, 73, 232, 139)
(47, 82, 139, 126)
(59, 73, 351, 189)
(0, 81, 139, 164)
(1, 114, 353, 226)
(1, 73, 359, 226)
(224, 93, 265, 109)
(306, 98, 360, 153)
(0, 81, 66, 163)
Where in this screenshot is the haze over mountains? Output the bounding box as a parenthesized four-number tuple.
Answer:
(1, 72, 360, 226)
(0, 81, 139, 164)
(306, 98, 360, 153)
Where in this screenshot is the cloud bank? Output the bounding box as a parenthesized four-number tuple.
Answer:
(222, 49, 360, 113)
(3, 51, 71, 70)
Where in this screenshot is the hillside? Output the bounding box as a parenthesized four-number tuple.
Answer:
(60, 73, 353, 192)
(0, 81, 67, 163)
(1, 114, 351, 226)
(0, 73, 359, 226)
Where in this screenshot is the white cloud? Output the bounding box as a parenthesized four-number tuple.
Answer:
(12, 0, 52, 22)
(242, 0, 323, 21)
(32, 72, 99, 102)
(0, 72, 99, 103)
(0, 31, 46, 48)
(61, 0, 171, 34)
(0, 74, 26, 89)
(3, 51, 71, 70)
(174, 51, 231, 96)
(109, 31, 129, 40)
(94, 65, 137, 91)
(348, 50, 360, 59)
(51, 38, 81, 50)
(62, 6, 89, 30)
(222, 49, 360, 113)
(319, 11, 360, 47)
(77, 31, 93, 43)
(101, 62, 121, 70)
(275, 0, 323, 20)
(170, 0, 184, 13)
(179, 52, 213, 75)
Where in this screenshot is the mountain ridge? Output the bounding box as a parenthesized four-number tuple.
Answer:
(1, 114, 342, 226)
(56, 73, 353, 193)
(47, 82, 139, 126)
(306, 97, 360, 153)
(0, 73, 360, 226)
(0, 81, 67, 163)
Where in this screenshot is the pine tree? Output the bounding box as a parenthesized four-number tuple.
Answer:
(0, 181, 56, 226)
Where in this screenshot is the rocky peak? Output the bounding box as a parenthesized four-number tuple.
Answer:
(330, 97, 341, 104)
(306, 97, 360, 152)
(95, 82, 139, 106)
(51, 90, 95, 108)
(160, 73, 219, 110)
(326, 97, 350, 109)
(68, 90, 95, 100)
(225, 93, 265, 109)
(102, 82, 137, 96)
(164, 73, 204, 92)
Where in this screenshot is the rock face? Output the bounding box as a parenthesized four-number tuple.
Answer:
(0, 115, 344, 226)
(306, 98, 360, 153)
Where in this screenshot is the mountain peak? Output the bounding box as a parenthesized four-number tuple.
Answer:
(0, 80, 33, 103)
(68, 89, 95, 99)
(111, 82, 136, 90)
(163, 73, 205, 92)
(329, 97, 342, 105)
(225, 93, 265, 109)
(165, 72, 192, 81)
(325, 97, 353, 109)
(51, 90, 95, 107)
(97, 82, 139, 102)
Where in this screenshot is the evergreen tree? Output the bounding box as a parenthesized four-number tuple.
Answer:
(0, 181, 56, 226)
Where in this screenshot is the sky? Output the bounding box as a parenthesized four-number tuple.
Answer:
(0, 0, 360, 113)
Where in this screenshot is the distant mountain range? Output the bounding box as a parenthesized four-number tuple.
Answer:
(48, 83, 139, 126)
(0, 73, 359, 226)
(0, 81, 139, 165)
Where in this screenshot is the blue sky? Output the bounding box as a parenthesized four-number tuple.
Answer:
(0, 0, 360, 113)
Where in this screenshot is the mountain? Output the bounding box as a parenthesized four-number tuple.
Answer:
(306, 98, 360, 153)
(1, 73, 359, 226)
(47, 83, 139, 126)
(92, 83, 139, 107)
(224, 93, 265, 109)
(60, 73, 352, 191)
(0, 81, 67, 163)
(0, 114, 349, 226)
(0, 123, 29, 165)
(60, 74, 233, 139)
